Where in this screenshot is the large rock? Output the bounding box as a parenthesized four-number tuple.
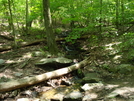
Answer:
(35, 57, 73, 69)
(81, 83, 104, 92)
(106, 87, 134, 99)
(64, 91, 83, 101)
(36, 57, 72, 64)
(82, 73, 101, 83)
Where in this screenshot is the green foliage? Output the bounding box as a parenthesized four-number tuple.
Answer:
(119, 32, 134, 63)
(101, 64, 134, 74)
(35, 35, 43, 39)
(65, 31, 81, 43)
(0, 0, 134, 45)
(65, 26, 89, 43)
(16, 39, 24, 42)
(43, 46, 48, 51)
(55, 28, 62, 34)
(120, 33, 134, 50)
(77, 68, 84, 78)
(28, 28, 45, 39)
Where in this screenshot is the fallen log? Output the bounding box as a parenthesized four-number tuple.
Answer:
(0, 39, 45, 52)
(0, 58, 90, 92)
(0, 35, 90, 52)
(0, 35, 14, 41)
(0, 45, 12, 52)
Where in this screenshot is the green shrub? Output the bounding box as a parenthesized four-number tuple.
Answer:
(119, 32, 134, 63)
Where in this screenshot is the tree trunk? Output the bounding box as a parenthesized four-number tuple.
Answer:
(2, 1, 11, 30)
(99, 0, 102, 32)
(121, 0, 125, 33)
(25, 0, 29, 35)
(8, 0, 17, 47)
(115, 0, 119, 29)
(42, 0, 58, 56)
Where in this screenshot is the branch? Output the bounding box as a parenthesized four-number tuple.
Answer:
(0, 35, 90, 52)
(0, 58, 90, 92)
(0, 35, 14, 41)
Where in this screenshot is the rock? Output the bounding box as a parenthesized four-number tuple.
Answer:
(0, 59, 5, 65)
(3, 98, 14, 101)
(117, 64, 134, 74)
(39, 85, 82, 101)
(36, 57, 72, 64)
(106, 87, 134, 99)
(81, 83, 104, 92)
(17, 98, 31, 101)
(52, 93, 64, 101)
(35, 57, 72, 68)
(39, 86, 66, 101)
(14, 72, 23, 77)
(82, 94, 91, 101)
(82, 73, 101, 83)
(32, 51, 45, 57)
(64, 91, 83, 100)
(106, 92, 119, 99)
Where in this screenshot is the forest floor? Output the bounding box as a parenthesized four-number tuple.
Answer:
(0, 31, 134, 101)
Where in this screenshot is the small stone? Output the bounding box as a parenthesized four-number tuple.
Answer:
(0, 59, 5, 65)
(32, 51, 44, 57)
(65, 91, 83, 99)
(81, 83, 104, 91)
(14, 72, 23, 77)
(17, 98, 30, 101)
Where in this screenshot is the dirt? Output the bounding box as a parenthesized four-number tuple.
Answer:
(0, 33, 134, 101)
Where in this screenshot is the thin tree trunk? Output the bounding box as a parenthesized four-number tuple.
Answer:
(121, 0, 124, 33)
(26, 0, 29, 35)
(115, 0, 119, 29)
(8, 0, 17, 47)
(3, 1, 11, 30)
(99, 0, 102, 32)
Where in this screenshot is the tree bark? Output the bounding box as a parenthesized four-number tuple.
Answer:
(8, 0, 17, 47)
(115, 0, 119, 29)
(42, 0, 58, 56)
(25, 0, 29, 34)
(0, 58, 90, 92)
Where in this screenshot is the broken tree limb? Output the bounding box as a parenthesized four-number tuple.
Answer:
(0, 35, 90, 52)
(0, 39, 45, 52)
(0, 34, 14, 41)
(0, 58, 91, 92)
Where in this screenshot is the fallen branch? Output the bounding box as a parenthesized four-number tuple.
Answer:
(0, 39, 45, 52)
(0, 58, 90, 92)
(0, 35, 14, 41)
(0, 35, 90, 52)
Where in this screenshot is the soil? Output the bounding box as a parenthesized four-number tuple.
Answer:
(0, 32, 134, 101)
